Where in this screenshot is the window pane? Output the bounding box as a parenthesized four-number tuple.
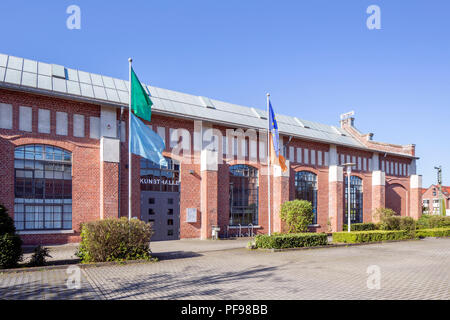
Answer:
(15, 221, 24, 230)
(14, 159, 24, 169)
(15, 149, 24, 159)
(24, 160, 34, 169)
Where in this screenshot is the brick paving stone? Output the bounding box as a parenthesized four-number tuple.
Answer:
(0, 238, 448, 300)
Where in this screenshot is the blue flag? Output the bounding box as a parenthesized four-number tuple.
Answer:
(268, 100, 287, 172)
(130, 112, 168, 167)
(268, 101, 280, 157)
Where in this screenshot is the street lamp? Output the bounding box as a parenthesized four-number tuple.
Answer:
(434, 166, 443, 216)
(342, 162, 356, 232)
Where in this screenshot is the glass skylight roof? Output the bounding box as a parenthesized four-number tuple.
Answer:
(0, 52, 369, 149)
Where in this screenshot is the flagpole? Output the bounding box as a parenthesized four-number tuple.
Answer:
(128, 58, 133, 221)
(267, 93, 271, 236)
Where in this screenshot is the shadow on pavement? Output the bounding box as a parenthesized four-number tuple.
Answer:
(151, 251, 203, 261)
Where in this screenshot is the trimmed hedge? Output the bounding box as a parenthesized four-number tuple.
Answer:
(333, 230, 412, 244)
(255, 233, 328, 249)
(343, 223, 377, 231)
(415, 228, 450, 238)
(76, 218, 153, 263)
(417, 215, 450, 229)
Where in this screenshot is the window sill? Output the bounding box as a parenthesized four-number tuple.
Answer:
(17, 230, 75, 235)
(308, 224, 320, 228)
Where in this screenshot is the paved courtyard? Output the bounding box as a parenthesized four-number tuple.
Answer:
(1, 238, 449, 300)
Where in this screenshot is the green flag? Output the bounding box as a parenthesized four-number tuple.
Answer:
(131, 67, 153, 121)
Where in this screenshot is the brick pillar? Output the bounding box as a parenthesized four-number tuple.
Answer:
(328, 165, 344, 232)
(273, 161, 290, 233)
(100, 137, 120, 219)
(410, 175, 422, 219)
(371, 170, 385, 223)
(200, 149, 219, 239)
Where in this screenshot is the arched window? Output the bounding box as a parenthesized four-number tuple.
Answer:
(140, 157, 180, 192)
(14, 145, 72, 230)
(295, 171, 318, 224)
(344, 176, 363, 224)
(229, 165, 259, 226)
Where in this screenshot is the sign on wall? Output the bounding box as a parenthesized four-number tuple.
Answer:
(186, 208, 197, 223)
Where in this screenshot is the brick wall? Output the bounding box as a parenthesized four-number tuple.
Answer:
(0, 88, 421, 244)
(0, 89, 101, 244)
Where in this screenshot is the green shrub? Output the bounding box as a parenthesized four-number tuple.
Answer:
(0, 204, 17, 234)
(379, 216, 401, 230)
(0, 205, 23, 269)
(343, 223, 377, 231)
(333, 230, 412, 243)
(417, 215, 450, 229)
(399, 217, 416, 235)
(255, 233, 328, 249)
(0, 233, 23, 269)
(280, 200, 314, 233)
(76, 218, 153, 263)
(28, 245, 52, 267)
(378, 215, 416, 234)
(415, 227, 450, 238)
(374, 207, 397, 221)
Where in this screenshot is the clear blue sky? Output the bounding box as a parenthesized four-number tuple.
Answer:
(1, 0, 448, 187)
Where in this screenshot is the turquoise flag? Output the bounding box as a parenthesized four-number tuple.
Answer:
(131, 68, 153, 122)
(130, 112, 167, 167)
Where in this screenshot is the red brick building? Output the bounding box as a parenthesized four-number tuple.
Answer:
(0, 54, 423, 244)
(421, 185, 450, 215)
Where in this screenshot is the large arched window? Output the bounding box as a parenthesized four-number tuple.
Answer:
(229, 165, 259, 226)
(295, 171, 318, 224)
(14, 145, 72, 230)
(344, 176, 363, 224)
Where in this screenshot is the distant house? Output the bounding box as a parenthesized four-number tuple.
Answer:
(421, 185, 450, 215)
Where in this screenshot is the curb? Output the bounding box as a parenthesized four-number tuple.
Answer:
(0, 258, 158, 274)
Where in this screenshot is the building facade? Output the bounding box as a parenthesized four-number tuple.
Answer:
(0, 53, 423, 244)
(421, 185, 450, 215)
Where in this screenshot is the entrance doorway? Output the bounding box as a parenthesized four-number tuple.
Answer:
(140, 157, 180, 241)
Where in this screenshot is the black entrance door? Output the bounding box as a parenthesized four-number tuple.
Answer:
(140, 157, 180, 241)
(140, 191, 180, 241)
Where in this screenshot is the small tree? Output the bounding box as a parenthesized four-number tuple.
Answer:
(280, 200, 314, 233)
(0, 204, 23, 269)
